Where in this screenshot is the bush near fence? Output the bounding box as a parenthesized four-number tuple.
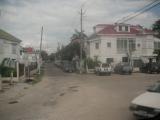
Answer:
(0, 66, 17, 77)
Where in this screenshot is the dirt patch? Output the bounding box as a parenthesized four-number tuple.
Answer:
(43, 100, 57, 106)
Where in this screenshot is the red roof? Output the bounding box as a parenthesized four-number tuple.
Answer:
(24, 47, 34, 53)
(96, 24, 154, 35)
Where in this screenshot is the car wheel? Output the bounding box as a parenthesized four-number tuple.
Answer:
(153, 114, 160, 120)
(128, 72, 132, 75)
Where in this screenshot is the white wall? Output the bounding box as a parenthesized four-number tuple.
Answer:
(0, 39, 4, 64)
(88, 34, 159, 65)
(0, 38, 21, 64)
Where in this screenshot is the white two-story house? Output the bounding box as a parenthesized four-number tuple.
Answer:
(86, 23, 160, 67)
(0, 29, 21, 66)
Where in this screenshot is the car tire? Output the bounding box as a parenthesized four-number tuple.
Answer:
(153, 114, 160, 120)
(128, 72, 132, 75)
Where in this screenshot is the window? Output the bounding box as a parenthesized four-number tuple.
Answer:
(94, 56, 98, 61)
(106, 58, 113, 64)
(128, 38, 136, 51)
(119, 26, 122, 31)
(95, 43, 99, 49)
(154, 42, 160, 49)
(125, 26, 128, 31)
(107, 42, 111, 48)
(117, 38, 136, 53)
(122, 57, 128, 62)
(12, 44, 17, 54)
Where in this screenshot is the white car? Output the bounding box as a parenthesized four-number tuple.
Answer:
(130, 82, 160, 119)
(95, 63, 112, 75)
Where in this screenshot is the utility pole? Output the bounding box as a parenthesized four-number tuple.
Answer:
(0, 9, 2, 90)
(80, 8, 85, 74)
(39, 26, 43, 74)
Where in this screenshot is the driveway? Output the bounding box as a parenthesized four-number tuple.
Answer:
(0, 63, 159, 120)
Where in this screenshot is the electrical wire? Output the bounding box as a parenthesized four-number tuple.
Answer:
(117, 0, 160, 23)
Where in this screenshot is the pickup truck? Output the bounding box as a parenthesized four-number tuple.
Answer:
(95, 63, 112, 76)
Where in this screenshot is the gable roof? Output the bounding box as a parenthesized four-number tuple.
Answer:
(0, 29, 22, 43)
(97, 24, 154, 35)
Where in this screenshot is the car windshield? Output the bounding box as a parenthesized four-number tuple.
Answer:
(147, 83, 160, 93)
(102, 64, 109, 67)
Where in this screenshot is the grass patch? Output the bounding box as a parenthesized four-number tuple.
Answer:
(25, 65, 45, 85)
(32, 67, 44, 84)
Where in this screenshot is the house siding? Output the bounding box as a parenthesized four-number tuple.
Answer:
(87, 33, 160, 66)
(0, 38, 21, 64)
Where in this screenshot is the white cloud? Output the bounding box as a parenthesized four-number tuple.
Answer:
(0, 0, 159, 53)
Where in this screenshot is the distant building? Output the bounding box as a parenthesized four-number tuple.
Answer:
(21, 47, 42, 75)
(86, 23, 160, 67)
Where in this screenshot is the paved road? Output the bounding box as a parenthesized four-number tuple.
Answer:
(0, 63, 159, 120)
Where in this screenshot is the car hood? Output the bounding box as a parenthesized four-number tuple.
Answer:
(132, 92, 160, 109)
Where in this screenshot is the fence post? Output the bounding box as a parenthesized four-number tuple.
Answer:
(24, 64, 26, 79)
(10, 72, 13, 85)
(0, 74, 2, 91)
(16, 61, 19, 81)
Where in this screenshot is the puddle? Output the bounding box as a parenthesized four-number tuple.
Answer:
(68, 86, 79, 92)
(69, 86, 79, 89)
(71, 89, 79, 92)
(59, 93, 65, 96)
(8, 100, 18, 104)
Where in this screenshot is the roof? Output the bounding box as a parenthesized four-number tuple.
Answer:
(0, 29, 22, 43)
(95, 24, 154, 35)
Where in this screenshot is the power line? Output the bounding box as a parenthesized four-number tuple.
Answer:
(122, 1, 160, 23)
(116, 0, 158, 23)
(117, 0, 160, 23)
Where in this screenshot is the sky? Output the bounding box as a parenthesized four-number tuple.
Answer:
(0, 0, 160, 53)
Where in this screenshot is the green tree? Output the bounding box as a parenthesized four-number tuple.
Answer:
(71, 29, 88, 42)
(56, 42, 85, 61)
(153, 19, 160, 38)
(153, 49, 160, 62)
(48, 53, 55, 61)
(40, 50, 48, 61)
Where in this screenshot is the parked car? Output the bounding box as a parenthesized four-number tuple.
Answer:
(140, 62, 160, 74)
(95, 63, 112, 75)
(140, 57, 160, 74)
(54, 60, 62, 68)
(62, 61, 74, 73)
(114, 62, 133, 74)
(130, 82, 160, 119)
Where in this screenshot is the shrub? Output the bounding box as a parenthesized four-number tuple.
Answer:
(0, 66, 17, 77)
(84, 58, 101, 69)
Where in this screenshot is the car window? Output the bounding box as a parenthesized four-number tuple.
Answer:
(147, 83, 160, 93)
(102, 64, 109, 67)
